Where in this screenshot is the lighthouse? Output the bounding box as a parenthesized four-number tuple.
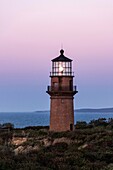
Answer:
(47, 49, 78, 132)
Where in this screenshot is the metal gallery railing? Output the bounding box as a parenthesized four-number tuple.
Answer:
(47, 86, 77, 92)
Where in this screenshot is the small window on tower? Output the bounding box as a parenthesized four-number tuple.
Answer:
(61, 99, 64, 103)
(53, 82, 58, 87)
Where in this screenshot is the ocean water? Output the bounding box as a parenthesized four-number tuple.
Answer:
(0, 111, 113, 128)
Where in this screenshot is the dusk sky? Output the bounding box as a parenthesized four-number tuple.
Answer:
(0, 0, 113, 112)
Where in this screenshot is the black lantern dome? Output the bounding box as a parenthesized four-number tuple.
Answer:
(50, 49, 74, 76)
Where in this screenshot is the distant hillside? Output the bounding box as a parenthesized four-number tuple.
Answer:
(75, 108, 113, 112)
(35, 108, 113, 113)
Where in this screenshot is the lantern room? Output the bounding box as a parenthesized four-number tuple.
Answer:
(50, 49, 74, 76)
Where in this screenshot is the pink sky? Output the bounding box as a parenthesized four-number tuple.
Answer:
(0, 0, 113, 111)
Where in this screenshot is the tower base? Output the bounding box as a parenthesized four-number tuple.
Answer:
(49, 96, 74, 132)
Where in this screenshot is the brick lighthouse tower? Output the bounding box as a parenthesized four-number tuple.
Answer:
(47, 49, 78, 132)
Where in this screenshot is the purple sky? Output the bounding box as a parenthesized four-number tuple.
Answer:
(0, 0, 113, 111)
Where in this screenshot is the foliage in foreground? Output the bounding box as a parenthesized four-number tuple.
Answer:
(0, 118, 113, 169)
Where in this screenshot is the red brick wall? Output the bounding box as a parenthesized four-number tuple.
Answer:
(51, 77, 73, 87)
(49, 76, 75, 132)
(50, 95, 74, 132)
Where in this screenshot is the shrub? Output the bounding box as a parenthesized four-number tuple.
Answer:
(75, 121, 87, 129)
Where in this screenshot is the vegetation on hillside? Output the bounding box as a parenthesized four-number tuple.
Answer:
(0, 118, 113, 169)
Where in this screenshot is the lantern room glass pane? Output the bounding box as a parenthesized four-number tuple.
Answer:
(55, 62, 58, 67)
(52, 61, 72, 76)
(56, 68, 59, 72)
(62, 62, 65, 67)
(66, 62, 68, 67)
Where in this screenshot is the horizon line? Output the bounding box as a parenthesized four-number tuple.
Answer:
(0, 107, 113, 113)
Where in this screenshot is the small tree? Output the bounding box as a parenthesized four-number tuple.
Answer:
(2, 123, 14, 130)
(75, 121, 87, 129)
